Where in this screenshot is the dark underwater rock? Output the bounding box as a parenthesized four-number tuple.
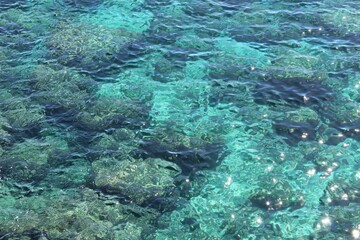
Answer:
(305, 152, 341, 176)
(62, 0, 104, 8)
(183, 0, 222, 18)
(313, 205, 360, 239)
(0, 157, 48, 183)
(333, 120, 360, 142)
(250, 181, 305, 211)
(273, 120, 317, 145)
(253, 77, 334, 107)
(208, 56, 248, 81)
(137, 140, 224, 175)
(152, 57, 185, 83)
(0, 115, 12, 146)
(0, 0, 27, 10)
(321, 178, 360, 206)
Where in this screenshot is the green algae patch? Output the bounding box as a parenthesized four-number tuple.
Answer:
(0, 5, 57, 36)
(5, 139, 53, 165)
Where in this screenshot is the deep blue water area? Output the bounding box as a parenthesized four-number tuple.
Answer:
(0, 0, 360, 239)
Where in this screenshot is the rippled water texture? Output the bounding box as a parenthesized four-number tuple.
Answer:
(0, 0, 360, 239)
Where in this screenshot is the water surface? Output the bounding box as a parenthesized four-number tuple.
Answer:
(0, 0, 360, 239)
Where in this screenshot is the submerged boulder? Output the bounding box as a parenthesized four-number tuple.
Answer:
(0, 90, 45, 129)
(250, 181, 305, 211)
(47, 22, 138, 72)
(0, 187, 159, 239)
(266, 49, 327, 81)
(0, 0, 27, 10)
(253, 77, 334, 108)
(62, 0, 104, 8)
(77, 97, 149, 131)
(0, 115, 11, 146)
(32, 65, 97, 111)
(92, 158, 181, 205)
(0, 137, 68, 182)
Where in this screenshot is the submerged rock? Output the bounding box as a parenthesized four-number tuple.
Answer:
(228, 10, 304, 43)
(313, 205, 360, 239)
(0, 137, 68, 182)
(88, 129, 138, 160)
(266, 48, 327, 81)
(253, 77, 334, 108)
(270, 107, 322, 145)
(41, 159, 91, 188)
(92, 158, 181, 205)
(138, 140, 224, 175)
(273, 120, 318, 145)
(47, 22, 138, 72)
(208, 53, 249, 81)
(79, 1, 153, 33)
(183, 0, 222, 18)
(0, 115, 11, 146)
(32, 65, 97, 111)
(62, 0, 104, 8)
(321, 7, 360, 38)
(0, 187, 159, 239)
(0, 90, 45, 129)
(152, 57, 185, 83)
(0, 0, 27, 10)
(77, 97, 149, 131)
(250, 181, 305, 211)
(320, 169, 360, 206)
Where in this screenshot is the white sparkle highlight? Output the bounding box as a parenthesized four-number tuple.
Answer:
(307, 169, 316, 175)
(352, 229, 360, 239)
(321, 216, 331, 226)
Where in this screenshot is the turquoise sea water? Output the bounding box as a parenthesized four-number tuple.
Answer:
(0, 0, 360, 239)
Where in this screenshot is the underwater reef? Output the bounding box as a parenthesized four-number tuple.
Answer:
(1, 0, 360, 239)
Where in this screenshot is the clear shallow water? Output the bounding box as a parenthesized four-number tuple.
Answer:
(0, 0, 360, 239)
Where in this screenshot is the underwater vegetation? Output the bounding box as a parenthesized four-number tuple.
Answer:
(0, 0, 360, 239)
